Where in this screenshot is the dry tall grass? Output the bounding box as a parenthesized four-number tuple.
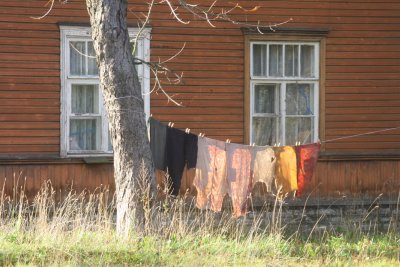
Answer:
(0, 173, 399, 266)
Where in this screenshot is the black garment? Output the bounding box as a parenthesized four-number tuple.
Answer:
(164, 127, 198, 195)
(149, 118, 167, 170)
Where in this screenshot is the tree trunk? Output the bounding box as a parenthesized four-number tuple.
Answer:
(86, 0, 156, 237)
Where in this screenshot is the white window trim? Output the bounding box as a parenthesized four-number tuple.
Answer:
(249, 41, 319, 146)
(60, 25, 151, 157)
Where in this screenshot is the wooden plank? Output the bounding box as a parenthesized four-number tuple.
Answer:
(151, 107, 243, 115)
(0, 114, 59, 122)
(326, 100, 400, 108)
(0, 107, 59, 114)
(0, 122, 59, 130)
(0, 137, 59, 145)
(0, 91, 59, 99)
(326, 114, 400, 122)
(325, 142, 400, 150)
(0, 145, 59, 153)
(0, 69, 60, 77)
(152, 100, 244, 108)
(0, 166, 9, 196)
(327, 58, 400, 66)
(327, 87, 400, 94)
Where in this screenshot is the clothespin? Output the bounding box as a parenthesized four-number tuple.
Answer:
(199, 132, 203, 137)
(171, 122, 174, 128)
(201, 133, 205, 137)
(226, 139, 231, 143)
(273, 143, 276, 147)
(185, 128, 190, 134)
(168, 122, 171, 127)
(150, 113, 153, 117)
(277, 142, 281, 147)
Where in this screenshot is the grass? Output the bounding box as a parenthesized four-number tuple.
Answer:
(0, 180, 399, 266)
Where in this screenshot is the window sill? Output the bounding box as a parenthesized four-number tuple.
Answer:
(66, 153, 113, 164)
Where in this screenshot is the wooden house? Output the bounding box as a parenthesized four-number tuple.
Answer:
(1, 0, 400, 200)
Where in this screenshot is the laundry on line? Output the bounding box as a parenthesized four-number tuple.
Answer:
(149, 117, 320, 217)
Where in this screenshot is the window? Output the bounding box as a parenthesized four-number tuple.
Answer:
(250, 41, 319, 146)
(60, 26, 151, 157)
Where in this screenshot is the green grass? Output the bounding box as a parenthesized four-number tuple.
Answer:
(0, 228, 399, 266)
(0, 182, 399, 266)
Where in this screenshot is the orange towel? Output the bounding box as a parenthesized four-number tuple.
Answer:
(274, 146, 298, 195)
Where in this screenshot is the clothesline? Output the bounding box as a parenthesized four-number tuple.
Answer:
(150, 116, 400, 146)
(321, 125, 400, 143)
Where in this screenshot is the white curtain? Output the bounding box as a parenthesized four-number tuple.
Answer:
(69, 119, 99, 151)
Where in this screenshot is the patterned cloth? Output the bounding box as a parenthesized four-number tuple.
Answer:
(193, 137, 227, 212)
(226, 143, 253, 217)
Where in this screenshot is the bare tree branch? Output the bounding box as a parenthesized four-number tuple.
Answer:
(32, 0, 292, 107)
(31, 0, 55, 20)
(160, 0, 292, 32)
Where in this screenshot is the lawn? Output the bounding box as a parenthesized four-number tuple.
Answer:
(0, 184, 399, 266)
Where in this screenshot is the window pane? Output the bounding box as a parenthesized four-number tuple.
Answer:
(268, 44, 283, 77)
(285, 117, 313, 145)
(253, 44, 267, 76)
(108, 130, 113, 151)
(69, 118, 100, 151)
(71, 84, 99, 114)
(70, 41, 86, 76)
(286, 83, 314, 115)
(87, 41, 99, 75)
(300, 45, 315, 77)
(254, 84, 278, 114)
(252, 117, 279, 146)
(285, 45, 299, 77)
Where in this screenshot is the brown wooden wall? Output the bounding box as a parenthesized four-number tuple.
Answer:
(1, 160, 399, 199)
(0, 0, 400, 197)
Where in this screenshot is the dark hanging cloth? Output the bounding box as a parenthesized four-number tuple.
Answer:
(149, 118, 167, 170)
(164, 127, 198, 195)
(295, 143, 321, 197)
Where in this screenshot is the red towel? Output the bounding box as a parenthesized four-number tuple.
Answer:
(295, 143, 321, 197)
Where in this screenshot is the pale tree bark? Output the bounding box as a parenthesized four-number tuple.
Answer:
(86, 0, 156, 237)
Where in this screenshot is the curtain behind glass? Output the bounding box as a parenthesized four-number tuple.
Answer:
(254, 84, 276, 114)
(252, 44, 267, 76)
(300, 45, 315, 77)
(252, 117, 279, 146)
(286, 84, 314, 116)
(285, 117, 313, 145)
(69, 119, 100, 151)
(70, 41, 85, 76)
(70, 41, 99, 76)
(268, 45, 283, 77)
(71, 84, 99, 114)
(87, 41, 99, 75)
(285, 45, 299, 77)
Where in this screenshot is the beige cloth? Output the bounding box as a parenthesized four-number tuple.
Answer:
(274, 146, 298, 195)
(226, 143, 253, 217)
(252, 146, 276, 192)
(193, 137, 227, 212)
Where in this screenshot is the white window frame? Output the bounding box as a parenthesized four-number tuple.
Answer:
(249, 41, 319, 146)
(60, 26, 151, 157)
